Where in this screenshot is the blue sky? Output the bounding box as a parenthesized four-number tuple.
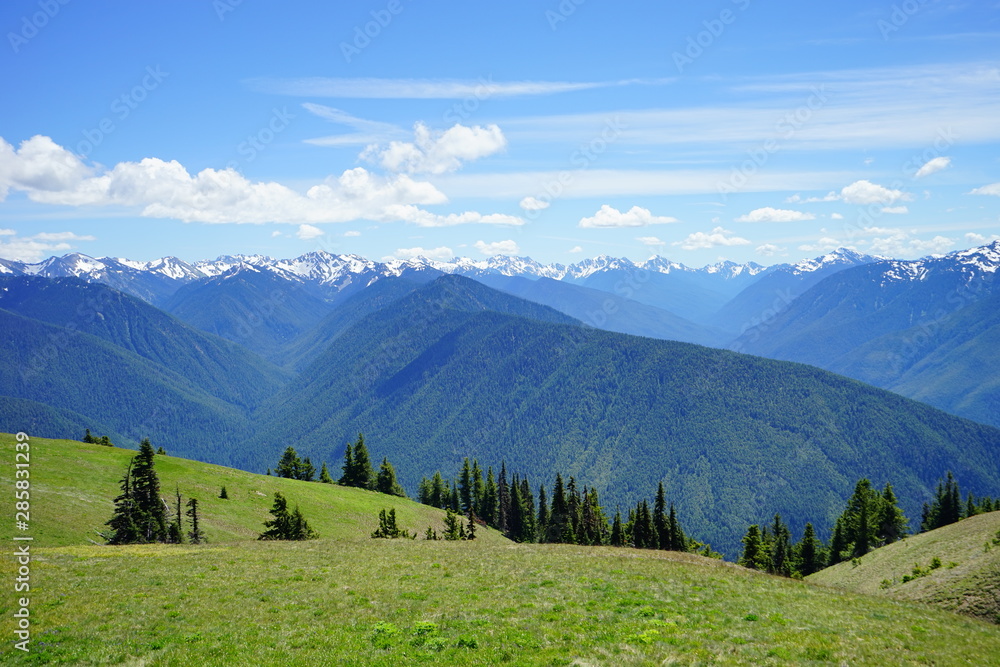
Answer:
(1, 0, 998, 266)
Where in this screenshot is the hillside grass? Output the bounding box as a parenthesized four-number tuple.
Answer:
(808, 511, 1000, 624)
(3, 435, 1000, 665)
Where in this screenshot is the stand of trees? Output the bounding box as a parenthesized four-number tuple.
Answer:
(739, 472, 998, 578)
(269, 434, 406, 497)
(258, 492, 318, 541)
(416, 458, 716, 556)
(83, 429, 114, 447)
(104, 438, 202, 545)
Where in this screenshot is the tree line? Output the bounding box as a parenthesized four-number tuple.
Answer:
(738, 472, 998, 578)
(416, 458, 718, 557)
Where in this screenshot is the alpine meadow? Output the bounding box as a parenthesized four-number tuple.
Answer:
(3, 1, 1000, 664)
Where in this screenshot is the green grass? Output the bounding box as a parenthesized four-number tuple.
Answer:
(808, 511, 1000, 624)
(3, 435, 1000, 665)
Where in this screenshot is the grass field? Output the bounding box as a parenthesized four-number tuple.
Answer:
(2, 434, 1000, 665)
(808, 510, 1000, 624)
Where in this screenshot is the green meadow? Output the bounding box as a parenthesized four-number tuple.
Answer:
(2, 434, 999, 665)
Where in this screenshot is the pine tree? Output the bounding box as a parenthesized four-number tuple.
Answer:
(430, 472, 447, 509)
(443, 508, 463, 540)
(98, 435, 113, 447)
(739, 525, 765, 570)
(186, 497, 205, 544)
(276, 446, 301, 479)
(298, 457, 316, 482)
(131, 438, 167, 543)
(666, 503, 686, 551)
(567, 477, 584, 544)
(219, 486, 228, 499)
(376, 457, 406, 497)
(827, 514, 849, 566)
(289, 506, 319, 540)
(519, 477, 537, 543)
(372, 508, 408, 538)
(876, 482, 908, 545)
(466, 507, 477, 540)
(536, 483, 549, 541)
(482, 468, 499, 528)
(769, 514, 792, 576)
(105, 458, 140, 545)
(472, 460, 484, 518)
(795, 522, 822, 576)
(259, 492, 293, 540)
(351, 433, 376, 490)
(83, 428, 95, 444)
(610, 510, 624, 547)
(507, 475, 525, 541)
(633, 500, 655, 549)
(497, 463, 511, 534)
(654, 482, 669, 550)
(546, 473, 569, 543)
(339, 442, 355, 485)
(156, 446, 166, 455)
(459, 458, 473, 514)
(319, 462, 333, 484)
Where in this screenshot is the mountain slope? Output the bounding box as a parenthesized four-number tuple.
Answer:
(735, 243, 1000, 426)
(474, 275, 729, 346)
(255, 276, 1000, 557)
(808, 511, 1000, 624)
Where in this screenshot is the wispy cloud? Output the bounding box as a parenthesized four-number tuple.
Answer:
(736, 207, 815, 223)
(673, 227, 750, 250)
(579, 205, 678, 229)
(301, 104, 406, 147)
(246, 76, 671, 99)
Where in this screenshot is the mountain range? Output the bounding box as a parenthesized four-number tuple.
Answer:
(2, 248, 1000, 555)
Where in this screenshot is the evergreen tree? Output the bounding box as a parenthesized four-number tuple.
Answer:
(536, 483, 549, 541)
(339, 442, 354, 485)
(156, 446, 167, 455)
(466, 507, 477, 540)
(351, 433, 376, 490)
(259, 492, 292, 540)
(507, 475, 525, 541)
(633, 500, 655, 549)
(922, 472, 962, 531)
(876, 482, 908, 545)
(83, 428, 95, 444)
(276, 446, 301, 479)
(566, 477, 584, 544)
(371, 508, 409, 538)
(131, 438, 167, 543)
(298, 457, 316, 482)
(610, 510, 624, 547)
(666, 503, 686, 551)
(430, 472, 447, 509)
(186, 498, 205, 544)
(98, 435, 113, 447)
(739, 525, 765, 570)
(376, 457, 406, 497)
(289, 506, 319, 540)
(105, 458, 140, 545)
(654, 482, 669, 550)
(443, 509, 463, 541)
(497, 463, 511, 534)
(449, 484, 460, 513)
(319, 462, 333, 484)
(795, 522, 822, 576)
(768, 514, 792, 576)
(459, 458, 473, 514)
(472, 460, 484, 518)
(219, 486, 228, 499)
(546, 473, 569, 543)
(519, 477, 537, 543)
(482, 468, 499, 528)
(827, 514, 849, 566)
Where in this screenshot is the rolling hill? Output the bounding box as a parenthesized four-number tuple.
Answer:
(809, 511, 1000, 624)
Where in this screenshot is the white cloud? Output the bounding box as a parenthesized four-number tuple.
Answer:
(344, 230, 361, 237)
(969, 182, 1000, 196)
(867, 230, 953, 256)
(390, 246, 455, 261)
(296, 224, 324, 240)
(786, 192, 838, 203)
(673, 227, 750, 250)
(474, 239, 520, 256)
(915, 156, 951, 178)
(736, 207, 815, 223)
(636, 236, 665, 247)
(247, 76, 669, 99)
(840, 180, 911, 205)
(568, 245, 584, 253)
(271, 230, 283, 237)
(830, 213, 844, 220)
(362, 122, 506, 175)
(755, 243, 786, 256)
(579, 205, 678, 229)
(0, 229, 96, 262)
(0, 135, 520, 228)
(965, 232, 1000, 245)
(519, 196, 550, 211)
(880, 206, 909, 214)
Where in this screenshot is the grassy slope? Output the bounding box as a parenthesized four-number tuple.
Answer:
(3, 435, 1000, 665)
(808, 511, 1000, 624)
